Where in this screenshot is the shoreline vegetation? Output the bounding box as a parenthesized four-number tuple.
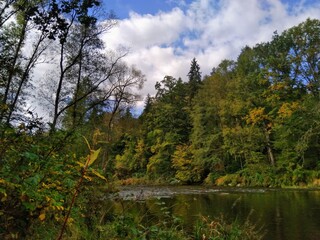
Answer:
(115, 173, 320, 188)
(0, 1, 319, 238)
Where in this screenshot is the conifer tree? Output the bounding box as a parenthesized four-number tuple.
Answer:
(187, 58, 202, 100)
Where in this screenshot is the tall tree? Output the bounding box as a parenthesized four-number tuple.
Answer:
(191, 60, 236, 177)
(135, 76, 191, 178)
(49, 0, 103, 131)
(56, 18, 117, 129)
(0, 0, 51, 124)
(187, 57, 202, 100)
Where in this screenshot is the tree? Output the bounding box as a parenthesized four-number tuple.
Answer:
(172, 144, 202, 183)
(147, 76, 191, 142)
(0, 0, 27, 28)
(0, 0, 50, 124)
(266, 19, 320, 168)
(190, 60, 236, 178)
(103, 63, 145, 141)
(0, 0, 109, 125)
(187, 57, 202, 100)
(48, 1, 111, 131)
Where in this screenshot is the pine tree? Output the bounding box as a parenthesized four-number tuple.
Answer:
(187, 58, 202, 100)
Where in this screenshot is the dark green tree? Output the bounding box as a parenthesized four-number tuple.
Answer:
(187, 57, 202, 100)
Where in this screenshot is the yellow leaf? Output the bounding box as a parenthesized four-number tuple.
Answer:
(246, 107, 267, 124)
(90, 169, 107, 182)
(1, 194, 7, 202)
(76, 161, 85, 167)
(39, 213, 46, 221)
(87, 148, 101, 167)
(82, 136, 91, 151)
(54, 214, 60, 221)
(83, 175, 93, 181)
(53, 205, 64, 211)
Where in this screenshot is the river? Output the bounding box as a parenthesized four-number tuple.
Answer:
(109, 186, 320, 240)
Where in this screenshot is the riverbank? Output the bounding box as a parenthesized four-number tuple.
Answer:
(115, 168, 320, 189)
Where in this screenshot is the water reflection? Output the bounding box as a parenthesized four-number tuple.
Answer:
(110, 186, 320, 240)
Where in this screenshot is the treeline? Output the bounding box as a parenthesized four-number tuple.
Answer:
(113, 18, 320, 186)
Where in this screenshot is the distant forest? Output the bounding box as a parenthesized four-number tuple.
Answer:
(0, 0, 319, 237)
(115, 18, 320, 187)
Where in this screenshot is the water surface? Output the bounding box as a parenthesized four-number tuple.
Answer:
(111, 186, 320, 240)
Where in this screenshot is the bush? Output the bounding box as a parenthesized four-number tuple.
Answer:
(0, 127, 109, 239)
(194, 215, 264, 240)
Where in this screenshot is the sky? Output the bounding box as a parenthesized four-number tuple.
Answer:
(99, 0, 320, 111)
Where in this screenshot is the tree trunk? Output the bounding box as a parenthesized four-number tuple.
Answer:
(265, 129, 275, 166)
(51, 43, 66, 132)
(1, 18, 28, 122)
(6, 33, 46, 124)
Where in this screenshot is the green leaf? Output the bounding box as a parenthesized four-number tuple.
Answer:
(25, 174, 41, 186)
(22, 152, 39, 161)
(22, 201, 36, 211)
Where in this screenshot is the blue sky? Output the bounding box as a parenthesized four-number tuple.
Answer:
(104, 0, 192, 19)
(101, 0, 320, 109)
(104, 0, 317, 19)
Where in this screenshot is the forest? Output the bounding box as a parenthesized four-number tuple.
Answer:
(0, 0, 320, 239)
(116, 18, 320, 187)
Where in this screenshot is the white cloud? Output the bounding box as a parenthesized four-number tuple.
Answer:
(125, 46, 190, 94)
(105, 8, 186, 50)
(102, 0, 320, 100)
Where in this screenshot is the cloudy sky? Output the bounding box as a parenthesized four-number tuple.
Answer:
(101, 0, 320, 107)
